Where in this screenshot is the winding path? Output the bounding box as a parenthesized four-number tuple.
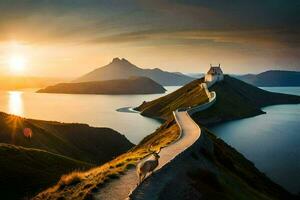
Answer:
(93, 111, 201, 200)
(94, 82, 217, 200)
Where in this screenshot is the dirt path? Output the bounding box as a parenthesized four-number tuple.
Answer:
(93, 111, 201, 200)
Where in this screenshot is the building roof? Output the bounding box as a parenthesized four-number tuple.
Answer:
(207, 65, 223, 75)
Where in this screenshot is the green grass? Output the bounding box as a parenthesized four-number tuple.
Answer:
(136, 79, 209, 120)
(34, 118, 180, 200)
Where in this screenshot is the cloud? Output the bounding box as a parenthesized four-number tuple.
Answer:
(0, 0, 299, 45)
(0, 0, 299, 74)
(86, 27, 300, 51)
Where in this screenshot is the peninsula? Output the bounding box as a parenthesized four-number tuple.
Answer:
(35, 65, 300, 200)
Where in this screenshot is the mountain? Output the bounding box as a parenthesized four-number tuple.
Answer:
(0, 112, 133, 164)
(185, 72, 204, 79)
(37, 76, 166, 94)
(237, 70, 300, 87)
(73, 58, 195, 86)
(0, 143, 92, 200)
(137, 75, 300, 124)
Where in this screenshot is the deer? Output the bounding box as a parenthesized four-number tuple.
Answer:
(136, 146, 161, 185)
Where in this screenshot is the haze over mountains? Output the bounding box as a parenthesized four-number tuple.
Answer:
(237, 70, 300, 87)
(0, 76, 67, 90)
(74, 58, 195, 86)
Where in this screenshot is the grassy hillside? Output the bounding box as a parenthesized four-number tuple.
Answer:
(193, 75, 300, 126)
(34, 119, 180, 200)
(0, 112, 134, 164)
(0, 143, 93, 200)
(37, 76, 166, 94)
(35, 117, 296, 200)
(0, 112, 134, 199)
(137, 75, 300, 124)
(136, 79, 209, 120)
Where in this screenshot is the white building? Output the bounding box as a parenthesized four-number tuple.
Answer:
(204, 64, 224, 82)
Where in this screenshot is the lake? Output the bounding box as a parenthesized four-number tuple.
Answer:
(211, 87, 300, 194)
(1, 86, 299, 194)
(0, 86, 179, 144)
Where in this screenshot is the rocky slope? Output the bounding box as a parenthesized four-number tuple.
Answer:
(73, 58, 194, 86)
(37, 76, 166, 95)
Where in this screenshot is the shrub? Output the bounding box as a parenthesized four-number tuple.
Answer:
(58, 172, 84, 189)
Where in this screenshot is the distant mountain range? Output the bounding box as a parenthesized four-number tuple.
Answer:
(37, 76, 166, 94)
(74, 58, 195, 86)
(237, 70, 300, 87)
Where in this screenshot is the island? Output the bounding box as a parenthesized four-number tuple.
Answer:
(37, 76, 166, 95)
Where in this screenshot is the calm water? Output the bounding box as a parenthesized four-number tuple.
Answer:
(1, 86, 299, 193)
(211, 87, 300, 194)
(0, 87, 179, 144)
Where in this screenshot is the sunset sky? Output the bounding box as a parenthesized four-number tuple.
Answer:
(0, 0, 299, 77)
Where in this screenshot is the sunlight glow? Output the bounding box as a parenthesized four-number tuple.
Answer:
(8, 91, 24, 116)
(9, 55, 26, 74)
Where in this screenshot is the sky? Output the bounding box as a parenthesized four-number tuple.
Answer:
(0, 0, 299, 77)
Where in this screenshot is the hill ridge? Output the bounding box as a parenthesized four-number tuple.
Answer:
(38, 76, 166, 94)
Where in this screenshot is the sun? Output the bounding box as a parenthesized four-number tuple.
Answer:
(9, 55, 26, 73)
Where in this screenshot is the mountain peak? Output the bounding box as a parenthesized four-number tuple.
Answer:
(74, 58, 195, 85)
(111, 57, 131, 64)
(112, 57, 121, 63)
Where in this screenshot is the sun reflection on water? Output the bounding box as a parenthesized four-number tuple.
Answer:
(8, 91, 24, 116)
